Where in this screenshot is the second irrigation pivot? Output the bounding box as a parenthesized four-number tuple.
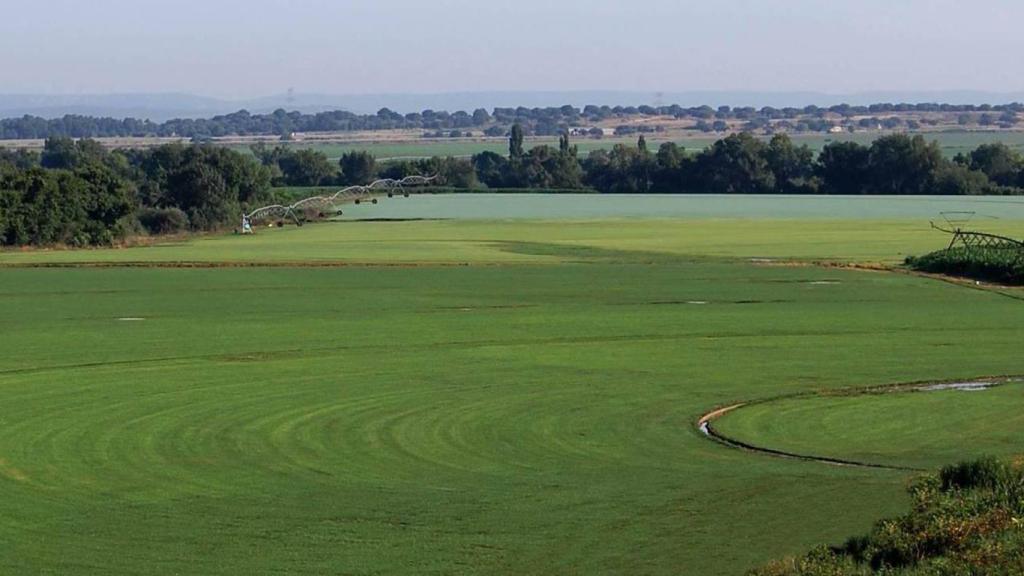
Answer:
(242, 175, 438, 230)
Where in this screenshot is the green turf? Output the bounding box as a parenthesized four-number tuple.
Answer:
(4, 193, 1024, 267)
(330, 193, 1024, 221)
(713, 383, 1024, 471)
(3, 203, 1024, 575)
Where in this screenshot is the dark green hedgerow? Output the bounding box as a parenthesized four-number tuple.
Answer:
(750, 458, 1024, 576)
(906, 248, 1024, 285)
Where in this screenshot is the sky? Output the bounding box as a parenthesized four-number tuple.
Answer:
(4, 0, 1024, 99)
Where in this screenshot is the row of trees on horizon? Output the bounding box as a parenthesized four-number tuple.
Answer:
(3, 128, 1024, 248)
(1, 101, 1023, 140)
(245, 126, 1024, 196)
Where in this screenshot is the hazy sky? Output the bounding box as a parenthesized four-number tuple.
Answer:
(4, 0, 1023, 98)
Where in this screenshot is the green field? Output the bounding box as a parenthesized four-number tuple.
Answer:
(4, 195, 1024, 267)
(330, 193, 1024, 221)
(2, 197, 1024, 574)
(236, 131, 1024, 161)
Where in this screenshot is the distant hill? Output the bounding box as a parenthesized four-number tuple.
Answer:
(0, 94, 230, 122)
(3, 91, 1024, 121)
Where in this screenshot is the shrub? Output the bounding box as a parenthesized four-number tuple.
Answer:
(940, 457, 1011, 491)
(137, 207, 190, 235)
(906, 248, 1024, 285)
(749, 458, 1024, 575)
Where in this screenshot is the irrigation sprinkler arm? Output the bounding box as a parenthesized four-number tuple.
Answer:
(930, 221, 958, 235)
(243, 175, 438, 225)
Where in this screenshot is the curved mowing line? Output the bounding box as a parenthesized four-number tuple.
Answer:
(696, 377, 1023, 472)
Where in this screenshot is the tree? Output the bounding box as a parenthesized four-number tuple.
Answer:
(471, 151, 509, 188)
(583, 145, 647, 193)
(472, 108, 491, 126)
(279, 149, 335, 186)
(0, 148, 40, 170)
(816, 141, 870, 195)
(933, 163, 991, 196)
(127, 144, 270, 229)
(428, 156, 478, 188)
(0, 164, 134, 246)
(253, 145, 334, 186)
(967, 143, 1022, 187)
(40, 137, 78, 169)
(692, 133, 774, 194)
(634, 135, 652, 192)
(650, 142, 690, 193)
(40, 137, 109, 170)
(534, 141, 583, 189)
(339, 151, 377, 185)
(509, 123, 525, 160)
(864, 134, 944, 195)
(765, 134, 816, 193)
(74, 164, 136, 244)
(165, 157, 232, 230)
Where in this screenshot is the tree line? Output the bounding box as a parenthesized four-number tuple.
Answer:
(575, 133, 1024, 195)
(4, 130, 1024, 247)
(472, 128, 1024, 195)
(0, 137, 478, 247)
(1, 139, 272, 246)
(2, 101, 1022, 140)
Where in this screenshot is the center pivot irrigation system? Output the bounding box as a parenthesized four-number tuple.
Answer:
(241, 175, 438, 232)
(930, 211, 1024, 264)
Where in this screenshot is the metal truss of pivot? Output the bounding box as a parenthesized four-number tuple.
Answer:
(242, 175, 438, 231)
(930, 221, 1024, 264)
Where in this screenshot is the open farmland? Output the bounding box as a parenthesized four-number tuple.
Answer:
(2, 195, 1024, 575)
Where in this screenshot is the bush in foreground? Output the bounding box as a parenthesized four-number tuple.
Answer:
(751, 457, 1024, 575)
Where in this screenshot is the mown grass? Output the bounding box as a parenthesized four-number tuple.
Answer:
(7, 194, 1022, 266)
(3, 218, 1023, 267)
(2, 208, 1024, 574)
